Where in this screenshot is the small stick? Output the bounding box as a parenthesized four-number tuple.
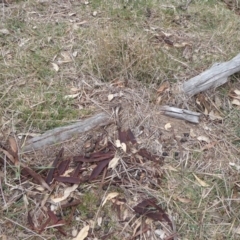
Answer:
(4, 217, 47, 240)
(0, 176, 7, 210)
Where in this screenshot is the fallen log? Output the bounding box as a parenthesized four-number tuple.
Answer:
(182, 53, 240, 96)
(159, 106, 201, 124)
(162, 54, 240, 123)
(22, 112, 111, 153)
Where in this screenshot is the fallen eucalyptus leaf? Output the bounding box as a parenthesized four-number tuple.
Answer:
(51, 63, 59, 72)
(164, 123, 171, 130)
(234, 89, 240, 95)
(197, 136, 210, 143)
(232, 99, 240, 106)
(193, 173, 209, 187)
(108, 156, 120, 169)
(64, 93, 80, 100)
(72, 225, 89, 240)
(177, 196, 191, 203)
(108, 94, 114, 101)
(51, 184, 78, 203)
(102, 192, 119, 206)
(115, 139, 127, 152)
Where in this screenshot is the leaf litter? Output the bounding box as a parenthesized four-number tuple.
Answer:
(0, 1, 239, 240)
(1, 126, 173, 239)
(1, 85, 238, 239)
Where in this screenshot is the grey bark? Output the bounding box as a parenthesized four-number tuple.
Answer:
(160, 106, 201, 123)
(183, 54, 240, 96)
(22, 112, 111, 153)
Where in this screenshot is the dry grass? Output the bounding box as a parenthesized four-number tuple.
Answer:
(1, 0, 240, 239)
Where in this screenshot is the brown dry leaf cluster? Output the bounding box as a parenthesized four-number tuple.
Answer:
(1, 126, 174, 239)
(2, 63, 240, 239)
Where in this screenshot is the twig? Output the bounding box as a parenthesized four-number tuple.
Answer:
(0, 176, 7, 210)
(4, 217, 47, 240)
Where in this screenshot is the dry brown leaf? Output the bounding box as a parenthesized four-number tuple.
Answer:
(51, 63, 59, 72)
(115, 140, 127, 152)
(97, 217, 102, 226)
(72, 229, 78, 237)
(108, 94, 114, 101)
(108, 92, 123, 101)
(92, 11, 97, 16)
(70, 87, 81, 93)
(197, 136, 210, 143)
(155, 229, 166, 238)
(23, 194, 29, 207)
(9, 136, 18, 155)
(132, 219, 142, 237)
(64, 93, 80, 100)
(232, 99, 240, 106)
(102, 192, 119, 206)
(193, 173, 209, 187)
(234, 89, 240, 95)
(156, 95, 162, 105)
(108, 156, 120, 169)
(0, 147, 16, 165)
(51, 184, 78, 203)
(121, 143, 127, 152)
(164, 123, 171, 130)
(173, 42, 190, 48)
(110, 79, 126, 88)
(63, 168, 75, 177)
(24, 166, 52, 191)
(229, 162, 240, 171)
(177, 197, 192, 203)
(72, 225, 89, 240)
(157, 82, 169, 94)
(35, 186, 45, 192)
(209, 110, 223, 120)
(72, 51, 78, 57)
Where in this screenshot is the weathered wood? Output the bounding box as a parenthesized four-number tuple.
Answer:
(160, 106, 201, 123)
(22, 112, 111, 153)
(183, 53, 240, 96)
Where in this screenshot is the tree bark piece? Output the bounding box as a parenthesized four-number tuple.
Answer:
(183, 53, 240, 96)
(160, 106, 201, 123)
(22, 112, 111, 153)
